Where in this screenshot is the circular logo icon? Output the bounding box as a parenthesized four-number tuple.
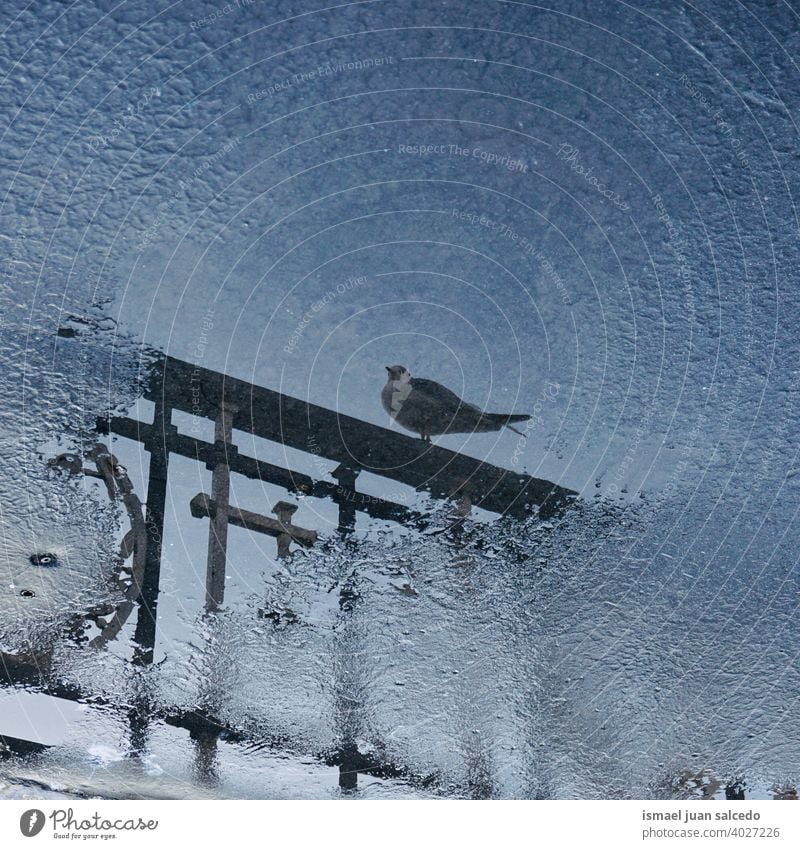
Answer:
(20, 810, 45, 837)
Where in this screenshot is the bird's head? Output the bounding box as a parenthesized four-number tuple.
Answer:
(385, 364, 410, 382)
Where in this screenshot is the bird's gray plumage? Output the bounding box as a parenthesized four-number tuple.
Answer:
(381, 365, 530, 441)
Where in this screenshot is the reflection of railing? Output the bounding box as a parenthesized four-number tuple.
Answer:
(2, 352, 578, 794)
(98, 355, 577, 651)
(0, 664, 434, 790)
(71, 445, 147, 651)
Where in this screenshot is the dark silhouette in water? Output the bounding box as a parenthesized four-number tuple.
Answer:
(382, 365, 530, 442)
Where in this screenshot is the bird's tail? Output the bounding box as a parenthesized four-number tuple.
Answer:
(479, 412, 531, 437)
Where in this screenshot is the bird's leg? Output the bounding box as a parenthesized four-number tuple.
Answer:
(420, 429, 431, 443)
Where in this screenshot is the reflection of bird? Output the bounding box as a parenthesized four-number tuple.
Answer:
(381, 365, 530, 442)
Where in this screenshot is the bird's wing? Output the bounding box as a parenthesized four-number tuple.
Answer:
(408, 378, 480, 414)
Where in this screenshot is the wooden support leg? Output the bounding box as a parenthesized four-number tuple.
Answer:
(332, 465, 359, 536)
(134, 395, 173, 666)
(190, 726, 220, 786)
(338, 742, 359, 791)
(448, 477, 475, 542)
(205, 401, 237, 612)
(272, 501, 298, 558)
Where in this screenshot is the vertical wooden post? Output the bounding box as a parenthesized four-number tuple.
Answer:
(447, 477, 475, 542)
(190, 726, 220, 786)
(338, 742, 359, 791)
(332, 465, 359, 536)
(272, 501, 298, 558)
(134, 390, 173, 666)
(205, 401, 237, 612)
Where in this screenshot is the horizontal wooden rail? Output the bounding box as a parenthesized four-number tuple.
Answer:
(99, 415, 427, 527)
(190, 493, 318, 547)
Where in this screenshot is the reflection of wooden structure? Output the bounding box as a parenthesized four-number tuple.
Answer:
(2, 350, 577, 793)
(97, 355, 576, 656)
(99, 354, 577, 790)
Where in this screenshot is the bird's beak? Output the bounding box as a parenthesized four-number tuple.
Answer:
(385, 366, 391, 372)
